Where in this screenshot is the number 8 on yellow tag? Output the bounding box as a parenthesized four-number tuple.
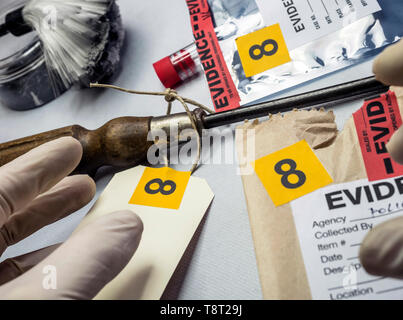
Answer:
(236, 24, 291, 77)
(129, 167, 191, 210)
(253, 140, 333, 207)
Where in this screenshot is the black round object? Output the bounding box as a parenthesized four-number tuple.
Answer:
(83, 1, 125, 86)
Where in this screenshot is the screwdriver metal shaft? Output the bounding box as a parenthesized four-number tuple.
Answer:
(202, 76, 389, 129)
(0, 76, 390, 175)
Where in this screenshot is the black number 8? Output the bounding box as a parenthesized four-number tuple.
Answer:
(249, 39, 279, 61)
(145, 179, 177, 196)
(274, 159, 306, 189)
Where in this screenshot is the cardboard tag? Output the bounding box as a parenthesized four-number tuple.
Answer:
(74, 165, 214, 300)
(353, 91, 403, 182)
(236, 24, 291, 77)
(253, 140, 333, 206)
(129, 167, 191, 210)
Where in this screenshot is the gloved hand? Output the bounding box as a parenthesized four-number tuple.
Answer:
(0, 137, 143, 299)
(360, 39, 403, 279)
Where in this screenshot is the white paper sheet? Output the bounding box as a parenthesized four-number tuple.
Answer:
(291, 177, 403, 300)
(256, 0, 381, 50)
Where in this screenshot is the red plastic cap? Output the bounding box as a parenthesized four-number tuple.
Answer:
(153, 56, 182, 88)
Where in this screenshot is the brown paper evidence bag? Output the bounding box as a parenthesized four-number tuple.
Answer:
(235, 86, 403, 300)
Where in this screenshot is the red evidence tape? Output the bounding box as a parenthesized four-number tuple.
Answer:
(354, 91, 403, 181)
(185, 0, 240, 112)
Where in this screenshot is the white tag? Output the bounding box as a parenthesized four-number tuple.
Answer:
(75, 166, 214, 300)
(291, 177, 403, 300)
(256, 0, 381, 50)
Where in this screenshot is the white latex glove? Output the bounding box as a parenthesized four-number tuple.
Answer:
(0, 137, 143, 299)
(360, 39, 403, 278)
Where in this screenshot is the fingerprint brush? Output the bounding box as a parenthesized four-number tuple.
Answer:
(0, 0, 124, 92)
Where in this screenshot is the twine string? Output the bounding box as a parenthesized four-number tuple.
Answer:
(90, 83, 214, 174)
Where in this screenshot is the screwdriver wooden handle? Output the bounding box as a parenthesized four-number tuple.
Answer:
(0, 116, 154, 176)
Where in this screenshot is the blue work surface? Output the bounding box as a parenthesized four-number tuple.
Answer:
(0, 0, 379, 299)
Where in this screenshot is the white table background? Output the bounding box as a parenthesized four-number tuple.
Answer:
(0, 0, 376, 299)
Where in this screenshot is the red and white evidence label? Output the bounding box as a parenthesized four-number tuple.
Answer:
(354, 91, 403, 181)
(186, 0, 240, 112)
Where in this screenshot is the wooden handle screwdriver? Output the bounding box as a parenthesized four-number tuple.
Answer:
(0, 76, 389, 176)
(0, 110, 206, 176)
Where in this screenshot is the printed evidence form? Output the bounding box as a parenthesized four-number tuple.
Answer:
(256, 0, 381, 49)
(291, 177, 403, 300)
